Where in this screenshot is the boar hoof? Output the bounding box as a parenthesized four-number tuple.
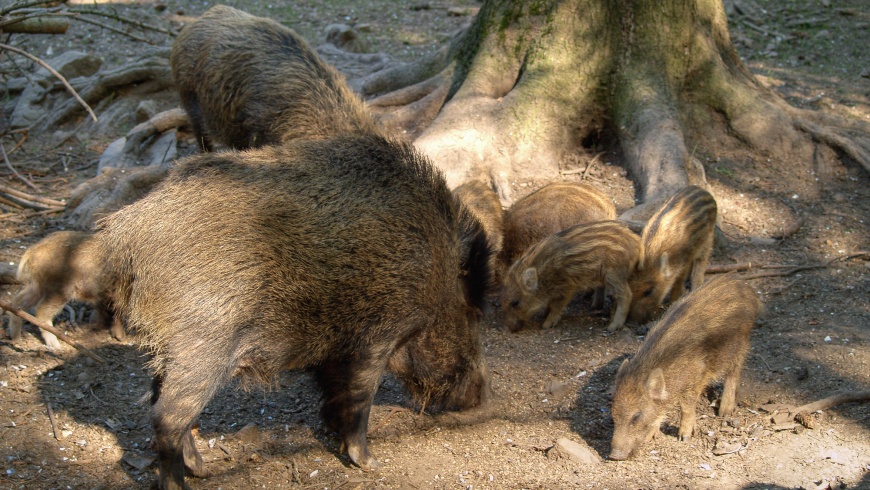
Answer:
(678, 433, 692, 442)
(42, 333, 62, 351)
(347, 445, 380, 471)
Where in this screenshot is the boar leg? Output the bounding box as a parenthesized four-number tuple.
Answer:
(6, 286, 40, 341)
(152, 359, 227, 490)
(678, 396, 697, 441)
(316, 352, 391, 471)
(541, 292, 573, 329)
(33, 295, 68, 350)
(179, 92, 213, 152)
(91, 302, 126, 341)
(718, 358, 746, 416)
(605, 278, 632, 332)
(150, 375, 208, 478)
(689, 254, 709, 291)
(591, 287, 605, 311)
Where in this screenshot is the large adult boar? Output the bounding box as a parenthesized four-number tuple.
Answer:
(610, 276, 761, 461)
(501, 220, 640, 333)
(6, 231, 123, 350)
(453, 180, 504, 286)
(97, 134, 491, 490)
(629, 185, 717, 324)
(500, 182, 616, 271)
(170, 5, 378, 151)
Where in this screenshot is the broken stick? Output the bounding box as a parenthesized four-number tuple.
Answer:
(706, 262, 752, 273)
(0, 299, 105, 364)
(793, 390, 870, 415)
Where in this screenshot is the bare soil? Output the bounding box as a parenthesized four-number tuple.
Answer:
(1, 1, 868, 489)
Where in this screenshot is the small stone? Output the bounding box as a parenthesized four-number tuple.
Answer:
(234, 423, 259, 444)
(824, 336, 832, 342)
(547, 437, 602, 464)
(832, 193, 846, 203)
(135, 100, 158, 123)
(545, 380, 571, 398)
(712, 439, 743, 456)
(750, 236, 778, 247)
(122, 453, 154, 471)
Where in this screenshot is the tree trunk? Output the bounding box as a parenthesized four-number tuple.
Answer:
(359, 0, 870, 214)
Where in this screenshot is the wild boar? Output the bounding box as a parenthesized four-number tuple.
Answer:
(500, 220, 640, 332)
(97, 133, 491, 490)
(6, 231, 123, 350)
(629, 185, 717, 324)
(610, 276, 761, 460)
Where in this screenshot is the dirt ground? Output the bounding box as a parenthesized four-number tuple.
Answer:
(1, 0, 868, 489)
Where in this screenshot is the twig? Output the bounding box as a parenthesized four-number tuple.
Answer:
(68, 7, 176, 36)
(739, 252, 869, 280)
(792, 390, 870, 415)
(769, 277, 801, 295)
(64, 13, 154, 44)
(0, 183, 65, 207)
(758, 356, 773, 372)
(368, 407, 410, 434)
(0, 0, 55, 16)
(0, 299, 105, 364)
(46, 399, 59, 440)
(582, 152, 603, 180)
(0, 43, 97, 122)
(0, 141, 37, 190)
(706, 262, 752, 273)
(90, 388, 106, 405)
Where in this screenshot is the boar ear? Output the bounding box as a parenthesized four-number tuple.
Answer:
(616, 358, 629, 377)
(645, 368, 668, 401)
(659, 253, 672, 278)
(521, 267, 539, 292)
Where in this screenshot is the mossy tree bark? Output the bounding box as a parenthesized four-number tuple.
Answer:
(357, 0, 870, 214)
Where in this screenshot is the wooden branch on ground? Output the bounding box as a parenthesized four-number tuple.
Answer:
(68, 7, 177, 36)
(0, 1, 56, 16)
(39, 54, 171, 129)
(0, 43, 97, 123)
(0, 182, 65, 208)
(738, 251, 869, 280)
(793, 390, 870, 415)
(0, 299, 105, 364)
(65, 12, 154, 44)
(0, 141, 37, 190)
(46, 399, 59, 440)
(706, 262, 752, 273)
(0, 14, 69, 34)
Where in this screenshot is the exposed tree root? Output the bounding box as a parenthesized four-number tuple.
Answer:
(39, 50, 172, 129)
(368, 65, 454, 138)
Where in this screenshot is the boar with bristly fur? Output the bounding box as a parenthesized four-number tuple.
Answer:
(170, 5, 378, 151)
(453, 180, 504, 286)
(499, 182, 617, 271)
(628, 186, 717, 324)
(97, 133, 491, 490)
(6, 231, 123, 350)
(609, 276, 761, 461)
(501, 220, 640, 333)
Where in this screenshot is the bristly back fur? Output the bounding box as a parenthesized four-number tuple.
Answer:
(638, 186, 717, 268)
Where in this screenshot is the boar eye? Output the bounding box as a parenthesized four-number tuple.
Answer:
(509, 299, 520, 309)
(630, 412, 642, 424)
(643, 288, 653, 298)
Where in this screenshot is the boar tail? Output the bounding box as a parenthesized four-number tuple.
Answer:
(457, 204, 493, 312)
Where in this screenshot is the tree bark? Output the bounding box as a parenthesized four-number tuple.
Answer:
(359, 0, 870, 212)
